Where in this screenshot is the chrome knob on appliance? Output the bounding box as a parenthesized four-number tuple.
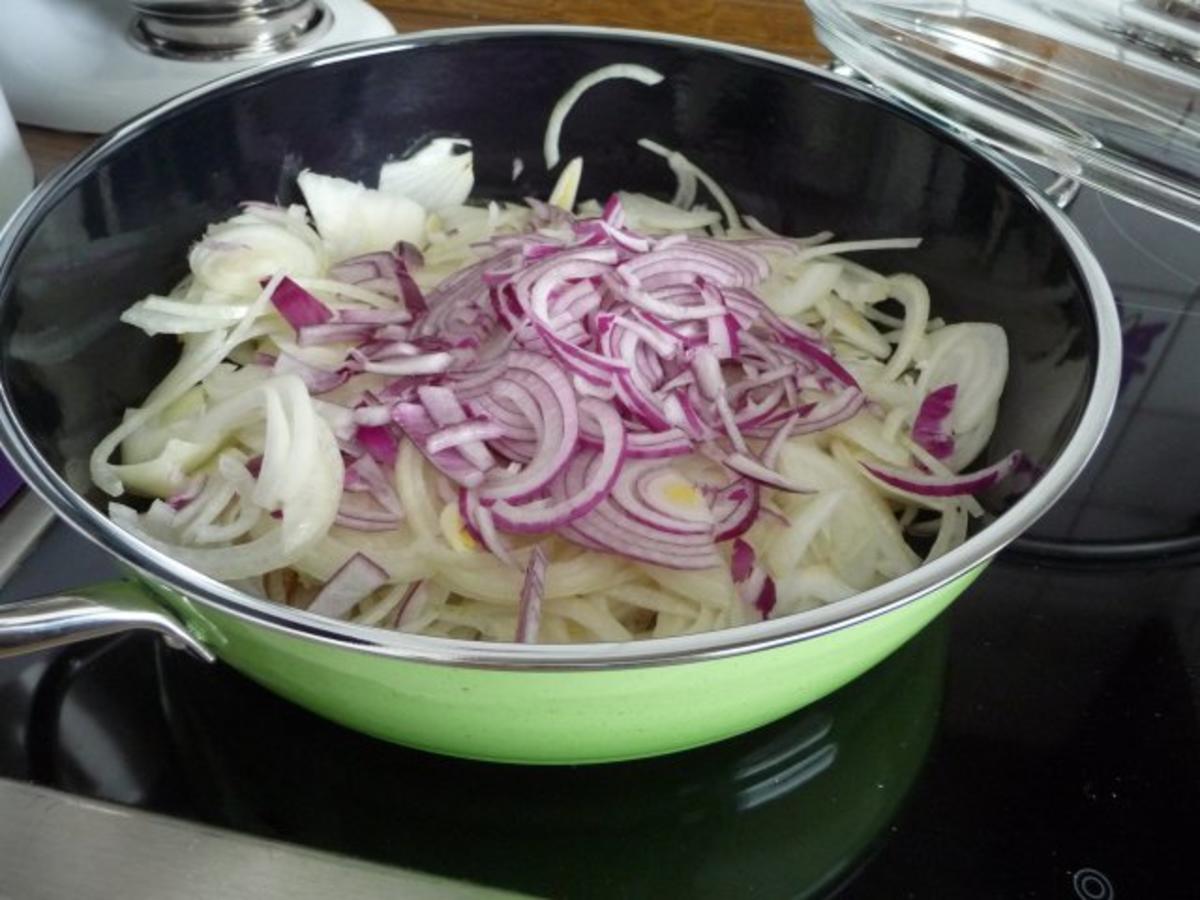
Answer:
(129, 0, 333, 60)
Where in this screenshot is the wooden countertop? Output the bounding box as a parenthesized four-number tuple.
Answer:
(19, 1, 827, 177)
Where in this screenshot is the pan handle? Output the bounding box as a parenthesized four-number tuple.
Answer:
(0, 581, 214, 662)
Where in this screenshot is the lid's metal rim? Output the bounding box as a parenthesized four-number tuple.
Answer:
(0, 24, 1122, 671)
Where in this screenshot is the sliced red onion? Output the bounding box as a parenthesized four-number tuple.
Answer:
(167, 477, 206, 511)
(296, 323, 376, 346)
(427, 419, 506, 455)
(661, 392, 689, 432)
(352, 404, 395, 427)
(457, 489, 513, 563)
(688, 238, 771, 284)
(635, 341, 665, 386)
(912, 383, 957, 460)
(535, 323, 629, 385)
(490, 437, 538, 463)
(863, 451, 1023, 497)
(776, 332, 859, 388)
(591, 337, 657, 431)
(551, 282, 604, 321)
(611, 372, 671, 432)
(456, 488, 486, 545)
(731, 538, 756, 582)
(330, 246, 427, 315)
(690, 347, 725, 400)
(228, 195, 971, 584)
(653, 233, 688, 251)
(717, 288, 767, 329)
(792, 390, 865, 435)
(618, 279, 726, 321)
(515, 545, 548, 643)
(526, 196, 575, 227)
(523, 257, 620, 319)
(636, 311, 705, 349)
(612, 315, 678, 357)
(750, 572, 777, 618)
(466, 395, 538, 441)
(419, 385, 495, 470)
(557, 453, 721, 569)
(395, 241, 425, 270)
(379, 324, 418, 341)
(762, 413, 800, 469)
(359, 339, 420, 361)
(611, 460, 712, 535)
(731, 539, 777, 619)
(418, 384, 467, 425)
(490, 398, 624, 533)
(602, 193, 625, 227)
(676, 390, 711, 440)
(724, 452, 810, 493)
(271, 277, 332, 330)
(707, 313, 741, 360)
(712, 478, 760, 542)
(355, 424, 399, 469)
(715, 394, 749, 454)
(726, 365, 793, 402)
(573, 374, 617, 401)
(741, 390, 862, 440)
(335, 307, 412, 325)
(346, 453, 403, 518)
(619, 244, 749, 290)
(581, 426, 691, 459)
(307, 552, 388, 618)
(598, 221, 651, 253)
(273, 351, 348, 394)
(560, 508, 722, 570)
(352, 350, 454, 376)
(479, 354, 580, 502)
(733, 385, 788, 432)
(477, 505, 513, 564)
(392, 404, 485, 488)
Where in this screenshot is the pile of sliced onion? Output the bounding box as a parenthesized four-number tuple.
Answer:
(94, 62, 1023, 643)
(238, 194, 897, 576)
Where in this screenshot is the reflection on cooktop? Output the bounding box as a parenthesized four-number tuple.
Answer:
(5, 547, 1200, 898)
(0, 617, 948, 900)
(1019, 185, 1200, 556)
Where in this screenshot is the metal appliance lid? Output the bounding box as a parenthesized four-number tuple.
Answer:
(807, 0, 1200, 231)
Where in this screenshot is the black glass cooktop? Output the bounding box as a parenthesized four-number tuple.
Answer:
(3, 183, 1200, 899)
(1017, 185, 1200, 558)
(2, 545, 1198, 899)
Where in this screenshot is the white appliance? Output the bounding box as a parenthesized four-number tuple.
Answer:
(0, 87, 33, 221)
(0, 0, 395, 134)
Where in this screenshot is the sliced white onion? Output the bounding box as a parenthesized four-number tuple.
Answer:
(543, 63, 664, 169)
(378, 138, 474, 211)
(308, 552, 389, 618)
(298, 169, 425, 262)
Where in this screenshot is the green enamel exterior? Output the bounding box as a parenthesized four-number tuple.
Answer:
(141, 565, 983, 764)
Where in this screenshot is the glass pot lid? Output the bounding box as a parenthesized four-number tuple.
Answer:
(807, 0, 1200, 231)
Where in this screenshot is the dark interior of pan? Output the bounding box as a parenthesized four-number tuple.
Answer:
(0, 31, 1098, 522)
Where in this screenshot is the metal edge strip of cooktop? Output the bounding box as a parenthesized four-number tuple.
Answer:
(0, 491, 54, 589)
(0, 777, 533, 900)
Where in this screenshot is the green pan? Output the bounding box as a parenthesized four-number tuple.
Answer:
(0, 27, 1119, 764)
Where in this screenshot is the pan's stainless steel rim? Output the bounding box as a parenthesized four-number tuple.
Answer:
(0, 25, 1121, 670)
